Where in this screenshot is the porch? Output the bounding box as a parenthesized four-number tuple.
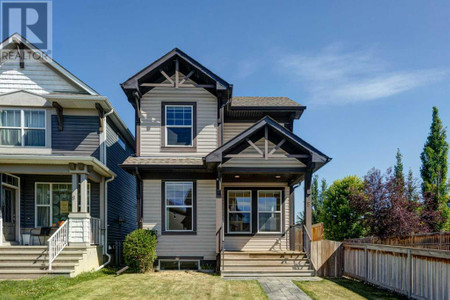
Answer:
(0, 156, 114, 278)
(0, 171, 105, 247)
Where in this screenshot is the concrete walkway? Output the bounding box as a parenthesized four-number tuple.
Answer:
(258, 277, 320, 300)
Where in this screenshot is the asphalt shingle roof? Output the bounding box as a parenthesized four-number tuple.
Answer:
(231, 97, 302, 108)
(121, 156, 204, 166)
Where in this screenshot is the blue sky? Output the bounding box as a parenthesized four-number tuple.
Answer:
(50, 0, 450, 217)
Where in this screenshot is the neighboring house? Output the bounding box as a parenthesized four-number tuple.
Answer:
(0, 34, 136, 279)
(121, 48, 331, 276)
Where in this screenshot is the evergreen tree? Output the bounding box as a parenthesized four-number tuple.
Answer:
(310, 176, 328, 224)
(406, 169, 419, 203)
(394, 148, 405, 192)
(420, 107, 449, 230)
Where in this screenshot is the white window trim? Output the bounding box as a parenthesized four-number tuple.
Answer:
(227, 190, 252, 234)
(158, 259, 200, 271)
(34, 182, 91, 227)
(164, 181, 194, 232)
(257, 190, 282, 234)
(164, 105, 193, 147)
(0, 108, 47, 148)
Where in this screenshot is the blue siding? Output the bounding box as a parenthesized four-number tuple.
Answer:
(52, 115, 100, 159)
(20, 175, 100, 228)
(106, 120, 136, 243)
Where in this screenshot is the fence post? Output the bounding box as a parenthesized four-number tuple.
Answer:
(406, 249, 412, 298)
(439, 232, 442, 250)
(364, 245, 368, 282)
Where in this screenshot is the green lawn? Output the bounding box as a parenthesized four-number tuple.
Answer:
(0, 269, 267, 300)
(294, 278, 407, 300)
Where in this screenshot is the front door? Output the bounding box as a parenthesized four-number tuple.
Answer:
(1, 188, 16, 241)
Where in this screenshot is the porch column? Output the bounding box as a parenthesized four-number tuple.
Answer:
(80, 173, 88, 213)
(71, 174, 79, 212)
(68, 167, 91, 245)
(304, 169, 312, 236)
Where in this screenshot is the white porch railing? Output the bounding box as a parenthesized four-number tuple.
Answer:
(48, 220, 69, 271)
(90, 217, 101, 245)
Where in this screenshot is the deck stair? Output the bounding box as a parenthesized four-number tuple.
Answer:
(0, 245, 89, 279)
(221, 251, 315, 278)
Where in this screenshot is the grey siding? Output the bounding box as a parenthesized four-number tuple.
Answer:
(143, 180, 216, 260)
(51, 115, 100, 159)
(106, 120, 136, 244)
(140, 74, 218, 156)
(19, 174, 100, 228)
(223, 184, 291, 251)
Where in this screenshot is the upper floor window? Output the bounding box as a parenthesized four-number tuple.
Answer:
(0, 109, 45, 147)
(163, 103, 196, 147)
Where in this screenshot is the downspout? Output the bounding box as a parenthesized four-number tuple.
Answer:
(96, 174, 114, 271)
(96, 108, 115, 271)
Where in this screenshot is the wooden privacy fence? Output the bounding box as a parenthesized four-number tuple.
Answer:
(344, 243, 450, 300)
(294, 224, 343, 277)
(346, 232, 450, 251)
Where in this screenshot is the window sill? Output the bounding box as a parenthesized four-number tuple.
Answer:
(161, 231, 197, 235)
(160, 147, 197, 153)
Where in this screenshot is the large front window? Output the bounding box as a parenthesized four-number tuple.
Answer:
(165, 105, 193, 146)
(0, 109, 45, 147)
(258, 190, 282, 233)
(227, 190, 252, 233)
(165, 182, 193, 231)
(35, 182, 90, 227)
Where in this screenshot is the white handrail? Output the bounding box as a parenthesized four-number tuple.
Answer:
(48, 220, 69, 271)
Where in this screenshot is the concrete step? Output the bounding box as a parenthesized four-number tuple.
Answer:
(0, 250, 85, 256)
(0, 256, 80, 263)
(0, 269, 73, 280)
(0, 262, 78, 269)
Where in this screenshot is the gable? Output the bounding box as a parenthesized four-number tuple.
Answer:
(0, 49, 84, 95)
(223, 137, 305, 168)
(206, 116, 331, 172)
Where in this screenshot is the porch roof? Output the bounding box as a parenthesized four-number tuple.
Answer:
(0, 155, 116, 178)
(206, 116, 331, 172)
(121, 156, 204, 168)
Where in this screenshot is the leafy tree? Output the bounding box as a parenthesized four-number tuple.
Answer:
(352, 168, 423, 239)
(420, 106, 449, 230)
(321, 176, 365, 241)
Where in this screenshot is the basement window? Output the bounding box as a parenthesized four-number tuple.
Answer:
(158, 260, 200, 271)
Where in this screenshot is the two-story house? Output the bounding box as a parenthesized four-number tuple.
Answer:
(0, 34, 136, 279)
(121, 49, 331, 277)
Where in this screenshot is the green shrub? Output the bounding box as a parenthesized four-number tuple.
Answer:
(123, 229, 157, 273)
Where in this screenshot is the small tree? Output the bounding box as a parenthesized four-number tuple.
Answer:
(321, 176, 365, 241)
(420, 106, 449, 230)
(394, 149, 405, 194)
(123, 229, 157, 273)
(311, 175, 327, 224)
